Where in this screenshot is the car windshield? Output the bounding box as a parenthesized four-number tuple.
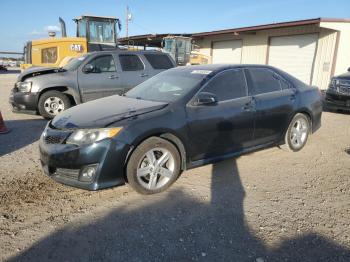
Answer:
(63, 54, 89, 71)
(125, 69, 211, 102)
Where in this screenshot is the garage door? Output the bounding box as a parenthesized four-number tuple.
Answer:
(212, 40, 242, 64)
(268, 34, 318, 84)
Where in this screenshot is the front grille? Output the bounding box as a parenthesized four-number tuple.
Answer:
(338, 86, 350, 96)
(44, 135, 65, 144)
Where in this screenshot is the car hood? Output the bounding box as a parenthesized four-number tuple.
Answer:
(335, 71, 350, 80)
(51, 95, 168, 129)
(18, 66, 64, 81)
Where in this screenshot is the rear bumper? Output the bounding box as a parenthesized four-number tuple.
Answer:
(10, 89, 39, 114)
(325, 92, 350, 111)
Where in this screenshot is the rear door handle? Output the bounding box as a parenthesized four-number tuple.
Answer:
(290, 94, 296, 101)
(108, 75, 119, 79)
(140, 73, 149, 77)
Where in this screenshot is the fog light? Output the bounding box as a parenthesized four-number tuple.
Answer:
(79, 164, 98, 182)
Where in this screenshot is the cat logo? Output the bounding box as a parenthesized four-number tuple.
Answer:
(70, 44, 84, 52)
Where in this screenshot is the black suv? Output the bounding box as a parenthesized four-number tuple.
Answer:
(325, 68, 350, 111)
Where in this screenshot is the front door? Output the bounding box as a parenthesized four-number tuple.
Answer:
(186, 69, 255, 161)
(78, 54, 122, 102)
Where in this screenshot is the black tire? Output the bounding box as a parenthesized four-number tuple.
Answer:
(126, 137, 181, 194)
(280, 113, 311, 152)
(38, 90, 71, 119)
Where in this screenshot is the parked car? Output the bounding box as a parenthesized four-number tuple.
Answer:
(39, 65, 322, 194)
(0, 65, 8, 71)
(325, 68, 350, 111)
(10, 50, 176, 119)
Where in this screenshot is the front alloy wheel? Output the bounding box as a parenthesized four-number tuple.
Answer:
(127, 137, 181, 194)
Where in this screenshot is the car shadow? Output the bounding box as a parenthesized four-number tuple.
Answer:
(0, 69, 21, 74)
(7, 157, 350, 261)
(0, 119, 47, 156)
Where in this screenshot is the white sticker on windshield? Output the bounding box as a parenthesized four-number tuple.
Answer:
(78, 57, 86, 61)
(191, 70, 212, 75)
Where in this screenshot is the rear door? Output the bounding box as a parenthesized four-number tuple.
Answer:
(186, 69, 255, 161)
(117, 54, 149, 93)
(246, 67, 297, 145)
(78, 54, 122, 102)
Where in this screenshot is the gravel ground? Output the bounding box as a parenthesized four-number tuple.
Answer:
(0, 70, 349, 262)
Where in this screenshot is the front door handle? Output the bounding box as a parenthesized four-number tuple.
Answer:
(108, 75, 119, 79)
(140, 73, 149, 77)
(290, 94, 296, 101)
(243, 101, 253, 111)
(243, 98, 256, 111)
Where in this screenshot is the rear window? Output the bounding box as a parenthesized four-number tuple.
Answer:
(144, 54, 174, 69)
(41, 47, 57, 64)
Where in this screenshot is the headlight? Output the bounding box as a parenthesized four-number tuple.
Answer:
(329, 78, 338, 89)
(16, 81, 32, 92)
(66, 127, 122, 146)
(338, 79, 350, 86)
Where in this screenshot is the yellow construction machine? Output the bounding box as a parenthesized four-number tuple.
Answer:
(22, 15, 121, 70)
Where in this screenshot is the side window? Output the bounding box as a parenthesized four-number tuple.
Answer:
(279, 76, 291, 90)
(89, 55, 116, 73)
(41, 47, 57, 64)
(249, 68, 282, 95)
(144, 54, 174, 69)
(201, 69, 247, 102)
(119, 54, 144, 71)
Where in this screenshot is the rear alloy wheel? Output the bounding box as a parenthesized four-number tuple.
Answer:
(126, 137, 181, 194)
(281, 113, 310, 152)
(38, 91, 71, 119)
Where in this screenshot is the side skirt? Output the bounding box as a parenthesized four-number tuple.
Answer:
(186, 141, 277, 170)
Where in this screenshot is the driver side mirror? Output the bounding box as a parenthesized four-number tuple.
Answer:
(194, 92, 218, 106)
(83, 64, 94, 73)
(347, 67, 350, 72)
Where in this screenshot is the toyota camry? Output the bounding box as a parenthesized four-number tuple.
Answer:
(39, 65, 322, 194)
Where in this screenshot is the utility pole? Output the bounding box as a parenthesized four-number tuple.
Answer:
(126, 5, 129, 38)
(126, 6, 132, 38)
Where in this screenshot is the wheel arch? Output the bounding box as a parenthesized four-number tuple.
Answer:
(294, 108, 313, 132)
(123, 131, 188, 182)
(38, 86, 78, 106)
(280, 109, 313, 146)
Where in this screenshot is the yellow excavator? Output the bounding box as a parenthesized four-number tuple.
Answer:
(21, 15, 121, 70)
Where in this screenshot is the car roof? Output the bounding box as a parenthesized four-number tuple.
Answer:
(169, 64, 279, 74)
(88, 49, 167, 56)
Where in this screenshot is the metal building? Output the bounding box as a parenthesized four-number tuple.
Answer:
(192, 18, 350, 89)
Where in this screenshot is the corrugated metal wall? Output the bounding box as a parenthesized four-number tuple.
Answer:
(195, 25, 338, 89)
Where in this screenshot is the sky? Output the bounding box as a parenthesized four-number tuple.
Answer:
(0, 0, 349, 55)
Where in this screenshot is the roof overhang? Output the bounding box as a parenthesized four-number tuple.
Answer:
(74, 15, 118, 21)
(118, 33, 192, 47)
(117, 17, 350, 46)
(192, 18, 350, 37)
